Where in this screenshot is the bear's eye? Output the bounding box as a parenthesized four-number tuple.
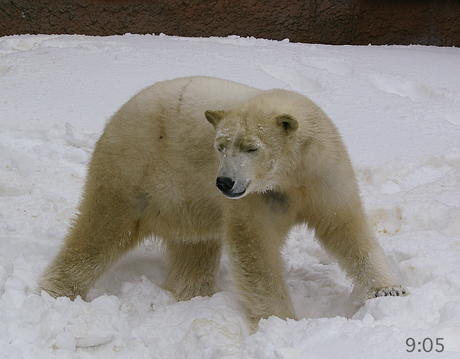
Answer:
(247, 147, 258, 153)
(216, 145, 225, 153)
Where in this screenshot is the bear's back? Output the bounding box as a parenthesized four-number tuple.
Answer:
(147, 76, 263, 116)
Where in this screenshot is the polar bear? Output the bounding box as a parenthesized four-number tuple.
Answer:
(39, 76, 407, 326)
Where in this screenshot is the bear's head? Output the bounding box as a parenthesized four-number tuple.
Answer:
(205, 101, 298, 199)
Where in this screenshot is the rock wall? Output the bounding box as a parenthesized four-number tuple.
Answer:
(1, 0, 459, 46)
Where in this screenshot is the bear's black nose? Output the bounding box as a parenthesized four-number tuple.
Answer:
(216, 176, 235, 194)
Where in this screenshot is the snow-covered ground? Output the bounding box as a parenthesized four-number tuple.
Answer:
(1, 34, 459, 358)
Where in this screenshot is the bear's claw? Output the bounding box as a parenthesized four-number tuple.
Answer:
(372, 285, 409, 298)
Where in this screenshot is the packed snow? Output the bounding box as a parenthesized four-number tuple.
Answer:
(0, 34, 459, 358)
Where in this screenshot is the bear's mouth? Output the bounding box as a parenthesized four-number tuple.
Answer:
(224, 189, 246, 199)
(215, 176, 249, 199)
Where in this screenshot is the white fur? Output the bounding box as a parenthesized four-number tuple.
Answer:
(39, 76, 407, 329)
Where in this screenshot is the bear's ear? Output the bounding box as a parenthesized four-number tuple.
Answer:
(205, 110, 226, 128)
(276, 114, 298, 135)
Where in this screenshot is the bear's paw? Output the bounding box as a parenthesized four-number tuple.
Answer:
(372, 285, 409, 298)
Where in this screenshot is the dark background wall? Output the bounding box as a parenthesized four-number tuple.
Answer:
(1, 0, 459, 46)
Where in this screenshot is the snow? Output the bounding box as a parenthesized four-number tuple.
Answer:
(1, 33, 460, 358)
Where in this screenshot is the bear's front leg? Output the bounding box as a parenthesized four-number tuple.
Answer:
(312, 201, 408, 299)
(224, 212, 296, 328)
(164, 239, 222, 300)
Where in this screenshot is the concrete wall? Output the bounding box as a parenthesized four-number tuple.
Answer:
(1, 0, 459, 46)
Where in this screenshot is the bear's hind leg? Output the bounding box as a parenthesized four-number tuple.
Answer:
(38, 190, 143, 300)
(163, 239, 222, 300)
